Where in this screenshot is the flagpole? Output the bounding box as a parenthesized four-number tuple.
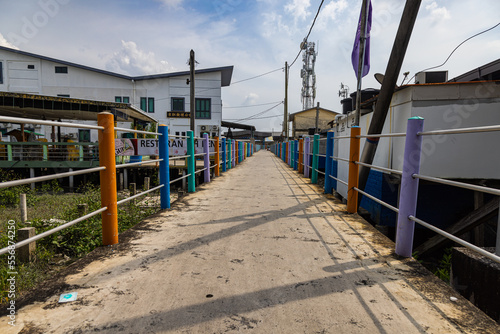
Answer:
(355, 0, 370, 126)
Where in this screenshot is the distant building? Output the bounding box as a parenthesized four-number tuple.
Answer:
(288, 104, 339, 138)
(0, 46, 233, 140)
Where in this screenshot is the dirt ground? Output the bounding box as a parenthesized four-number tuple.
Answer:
(2, 150, 499, 333)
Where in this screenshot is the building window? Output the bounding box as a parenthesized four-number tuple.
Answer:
(115, 96, 130, 103)
(148, 98, 155, 113)
(27, 64, 35, 69)
(57, 94, 70, 98)
(0, 62, 3, 84)
(171, 97, 185, 111)
(195, 98, 211, 119)
(140, 97, 147, 111)
(55, 66, 68, 74)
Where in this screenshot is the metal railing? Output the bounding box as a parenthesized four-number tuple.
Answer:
(270, 119, 500, 264)
(0, 114, 255, 257)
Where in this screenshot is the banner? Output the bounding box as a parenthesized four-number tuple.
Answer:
(351, 0, 372, 79)
(115, 139, 135, 156)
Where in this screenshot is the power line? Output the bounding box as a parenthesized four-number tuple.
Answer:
(223, 101, 283, 109)
(232, 68, 284, 85)
(225, 101, 283, 122)
(289, 0, 325, 68)
(405, 21, 500, 85)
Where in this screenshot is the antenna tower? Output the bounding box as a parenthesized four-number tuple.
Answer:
(300, 40, 317, 110)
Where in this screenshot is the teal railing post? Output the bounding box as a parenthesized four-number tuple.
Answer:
(227, 139, 232, 169)
(324, 131, 335, 194)
(222, 138, 227, 172)
(187, 130, 195, 193)
(293, 140, 299, 170)
(203, 133, 210, 183)
(395, 117, 424, 257)
(304, 137, 310, 178)
(311, 134, 320, 184)
(159, 125, 170, 209)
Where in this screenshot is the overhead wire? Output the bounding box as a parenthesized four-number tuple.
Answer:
(289, 0, 325, 69)
(224, 101, 283, 122)
(405, 21, 500, 85)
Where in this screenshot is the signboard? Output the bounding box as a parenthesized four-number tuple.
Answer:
(167, 112, 190, 118)
(136, 139, 159, 156)
(115, 139, 135, 156)
(115, 138, 219, 156)
(169, 139, 216, 156)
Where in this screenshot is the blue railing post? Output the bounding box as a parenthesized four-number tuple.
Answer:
(232, 140, 236, 166)
(324, 131, 334, 194)
(395, 117, 424, 257)
(159, 125, 170, 209)
(222, 138, 227, 172)
(203, 133, 210, 183)
(282, 142, 286, 162)
(311, 134, 320, 184)
(304, 137, 310, 178)
(293, 140, 299, 170)
(290, 140, 294, 167)
(187, 130, 195, 193)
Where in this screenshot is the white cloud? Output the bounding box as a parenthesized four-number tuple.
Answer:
(425, 1, 451, 21)
(243, 93, 260, 105)
(316, 0, 348, 30)
(0, 33, 19, 49)
(285, 0, 311, 21)
(105, 40, 173, 75)
(156, 0, 184, 9)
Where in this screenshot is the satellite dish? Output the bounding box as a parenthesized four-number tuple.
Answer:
(374, 73, 399, 89)
(374, 73, 384, 85)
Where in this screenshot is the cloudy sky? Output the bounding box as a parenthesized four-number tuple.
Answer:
(1, 0, 499, 132)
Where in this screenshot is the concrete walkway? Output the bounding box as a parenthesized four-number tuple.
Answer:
(3, 150, 499, 333)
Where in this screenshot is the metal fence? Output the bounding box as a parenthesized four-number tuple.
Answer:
(270, 117, 500, 264)
(0, 113, 255, 256)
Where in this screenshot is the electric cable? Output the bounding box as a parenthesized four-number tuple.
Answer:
(289, 0, 325, 69)
(405, 21, 500, 85)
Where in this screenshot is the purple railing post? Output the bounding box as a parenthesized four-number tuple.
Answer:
(395, 117, 424, 257)
(304, 137, 310, 178)
(203, 133, 210, 183)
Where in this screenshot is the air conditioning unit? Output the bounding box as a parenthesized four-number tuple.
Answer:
(415, 71, 448, 84)
(211, 125, 218, 131)
(200, 125, 208, 131)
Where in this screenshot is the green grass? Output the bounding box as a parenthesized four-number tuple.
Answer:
(0, 180, 161, 304)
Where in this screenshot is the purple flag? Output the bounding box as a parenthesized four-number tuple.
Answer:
(351, 0, 372, 79)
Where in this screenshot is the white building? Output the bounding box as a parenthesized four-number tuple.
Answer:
(0, 46, 233, 140)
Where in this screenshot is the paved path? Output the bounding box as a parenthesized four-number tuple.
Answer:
(3, 150, 499, 333)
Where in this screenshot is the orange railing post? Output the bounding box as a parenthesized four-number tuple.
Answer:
(98, 112, 118, 245)
(347, 126, 361, 214)
(215, 137, 220, 177)
(298, 138, 304, 174)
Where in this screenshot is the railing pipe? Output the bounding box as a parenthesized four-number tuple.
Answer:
(324, 131, 335, 194)
(304, 137, 310, 178)
(298, 139, 304, 174)
(395, 117, 424, 257)
(221, 138, 227, 172)
(311, 134, 319, 184)
(187, 130, 195, 193)
(215, 137, 221, 176)
(0, 115, 103, 130)
(159, 125, 170, 209)
(347, 127, 360, 213)
(203, 133, 210, 183)
(98, 112, 119, 245)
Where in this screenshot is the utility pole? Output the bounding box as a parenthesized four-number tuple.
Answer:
(358, 0, 422, 197)
(189, 49, 195, 132)
(284, 61, 288, 140)
(355, 0, 370, 126)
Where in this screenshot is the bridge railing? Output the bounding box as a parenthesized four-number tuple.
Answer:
(0, 113, 254, 256)
(270, 117, 500, 264)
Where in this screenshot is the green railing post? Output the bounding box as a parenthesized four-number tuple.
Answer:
(311, 134, 320, 184)
(7, 144, 12, 161)
(187, 130, 195, 193)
